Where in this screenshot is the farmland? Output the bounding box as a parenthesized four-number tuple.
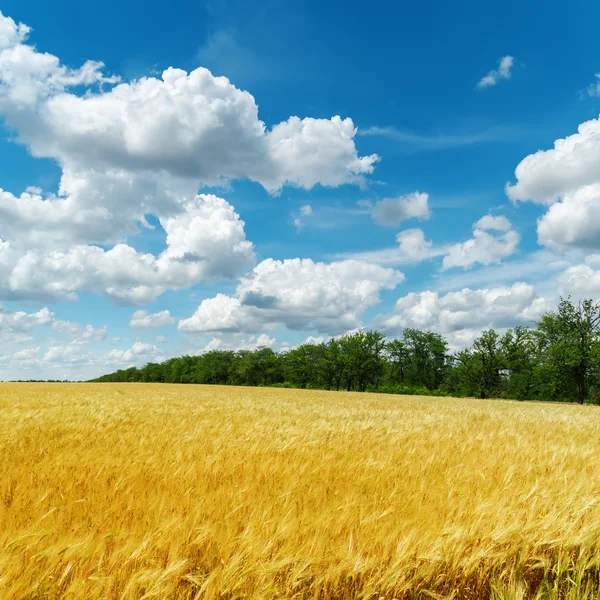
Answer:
(1, 383, 600, 599)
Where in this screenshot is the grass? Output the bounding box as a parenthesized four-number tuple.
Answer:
(1, 384, 600, 599)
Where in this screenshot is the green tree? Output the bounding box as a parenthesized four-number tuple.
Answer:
(537, 297, 600, 404)
(500, 326, 539, 400)
(457, 329, 504, 399)
(385, 338, 408, 384)
(403, 329, 449, 390)
(339, 331, 386, 392)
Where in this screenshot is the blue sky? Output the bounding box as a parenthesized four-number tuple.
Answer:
(0, 0, 599, 379)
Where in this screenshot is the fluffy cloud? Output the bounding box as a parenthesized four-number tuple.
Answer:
(129, 310, 175, 329)
(536, 184, 600, 250)
(395, 228, 435, 262)
(0, 306, 53, 333)
(477, 55, 514, 89)
(0, 10, 377, 305)
(442, 215, 519, 270)
(338, 227, 442, 266)
(376, 282, 548, 348)
(51, 321, 107, 342)
(506, 116, 600, 250)
(507, 116, 600, 204)
(370, 192, 430, 227)
(3, 195, 255, 303)
(0, 13, 375, 196)
(101, 342, 164, 367)
(179, 258, 403, 335)
(43, 342, 90, 365)
(556, 255, 600, 299)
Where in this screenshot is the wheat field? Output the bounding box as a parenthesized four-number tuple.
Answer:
(1, 384, 600, 599)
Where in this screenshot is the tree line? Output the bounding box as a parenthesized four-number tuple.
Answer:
(92, 297, 600, 404)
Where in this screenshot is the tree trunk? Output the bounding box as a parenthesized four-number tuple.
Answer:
(578, 372, 585, 405)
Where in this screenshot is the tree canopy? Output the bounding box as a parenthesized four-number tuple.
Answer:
(92, 297, 600, 404)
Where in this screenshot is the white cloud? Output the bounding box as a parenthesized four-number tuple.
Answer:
(506, 116, 600, 204)
(237, 333, 277, 350)
(474, 214, 511, 232)
(52, 320, 107, 341)
(263, 116, 378, 193)
(586, 74, 600, 97)
(0, 306, 53, 333)
(201, 332, 278, 352)
(338, 215, 517, 270)
(556, 256, 600, 300)
(376, 282, 548, 348)
(155, 335, 168, 344)
(79, 325, 108, 341)
(370, 192, 430, 227)
(506, 116, 600, 251)
(179, 258, 403, 335)
(43, 342, 90, 365)
(0, 10, 377, 306)
(101, 341, 163, 368)
(337, 227, 444, 266)
(442, 215, 519, 270)
(280, 335, 326, 352)
(536, 184, 600, 250)
(0, 13, 30, 50)
(477, 55, 514, 89)
(0, 15, 376, 195)
(4, 194, 256, 303)
(293, 204, 314, 232)
(129, 309, 175, 329)
(202, 337, 227, 352)
(180, 294, 245, 333)
(394, 228, 435, 262)
(358, 125, 521, 150)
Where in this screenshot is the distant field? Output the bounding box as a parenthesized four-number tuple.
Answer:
(1, 384, 600, 599)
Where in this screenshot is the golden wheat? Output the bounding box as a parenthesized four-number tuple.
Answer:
(1, 383, 600, 599)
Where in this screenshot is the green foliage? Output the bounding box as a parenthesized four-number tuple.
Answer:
(91, 298, 600, 404)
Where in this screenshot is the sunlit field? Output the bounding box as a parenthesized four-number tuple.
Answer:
(2, 384, 600, 599)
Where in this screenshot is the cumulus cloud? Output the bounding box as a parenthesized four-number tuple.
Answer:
(0, 13, 376, 195)
(370, 192, 430, 227)
(556, 255, 600, 299)
(237, 333, 277, 350)
(101, 341, 163, 368)
(179, 258, 403, 335)
(129, 309, 175, 329)
(477, 55, 514, 89)
(51, 320, 107, 341)
(43, 342, 90, 365)
(376, 282, 548, 348)
(395, 228, 435, 262)
(339, 214, 516, 270)
(0, 10, 377, 305)
(0, 306, 53, 333)
(338, 227, 443, 266)
(442, 215, 519, 270)
(507, 117, 600, 205)
(506, 116, 600, 250)
(3, 195, 255, 303)
(536, 184, 600, 250)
